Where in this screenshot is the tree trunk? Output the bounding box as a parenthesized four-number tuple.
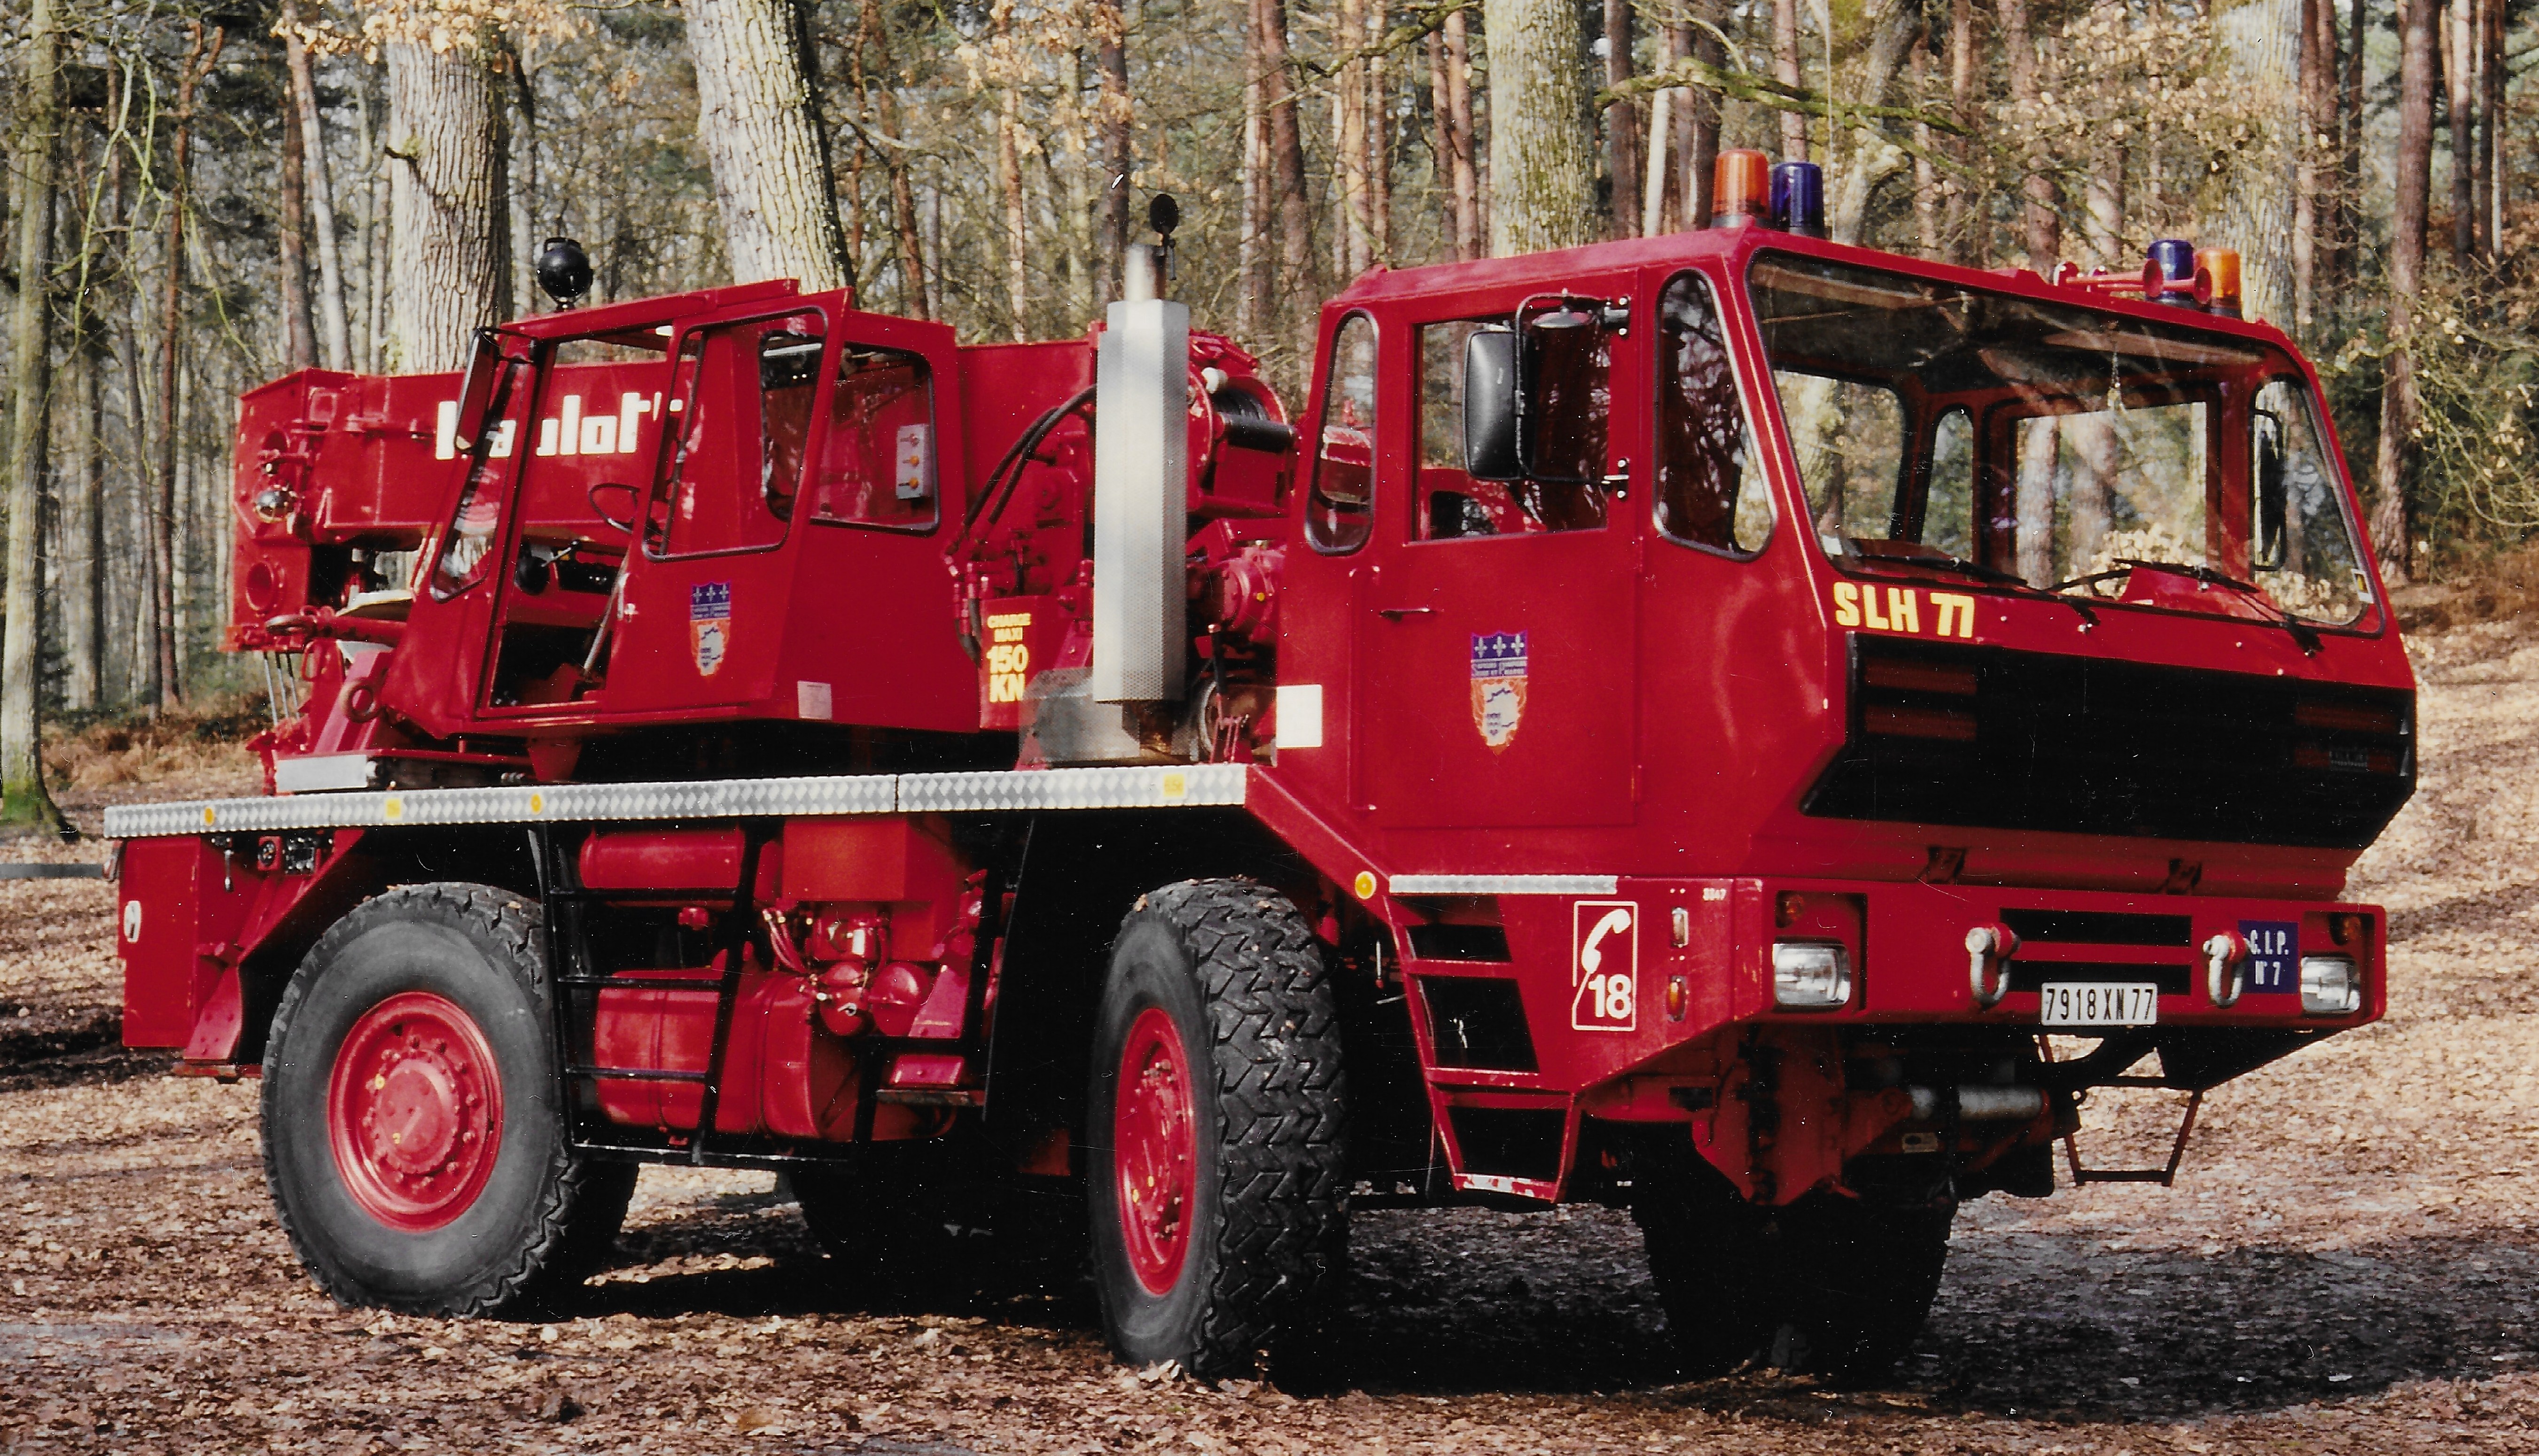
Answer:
(2341, 0, 2364, 283)
(993, 0, 1028, 339)
(278, 46, 318, 371)
(1254, 0, 1315, 326)
(155, 25, 224, 707)
(357, 68, 387, 368)
(1095, 0, 1131, 298)
(2293, 0, 2321, 337)
(852, 0, 927, 317)
(1603, 0, 1640, 239)
(62, 342, 101, 712)
(2480, 0, 2500, 251)
(1685, 13, 1720, 226)
(1443, 7, 1482, 258)
(508, 59, 537, 318)
(1774, 0, 1808, 159)
(1336, 0, 1372, 275)
(3, 0, 67, 826)
(1482, 0, 1601, 255)
(1996, 0, 2056, 271)
(286, 11, 354, 369)
(1947, 0, 1974, 260)
(1243, 59, 1265, 322)
(283, 8, 353, 368)
(2379, 0, 2436, 584)
(385, 41, 506, 371)
(685, 0, 849, 291)
(1369, 36, 1393, 263)
(2447, 0, 2472, 260)
(1910, 35, 1939, 253)
(1428, 32, 1458, 257)
(1830, 0, 1922, 246)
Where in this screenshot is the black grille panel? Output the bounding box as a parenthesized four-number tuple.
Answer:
(2001, 909, 2192, 946)
(1805, 637, 2414, 849)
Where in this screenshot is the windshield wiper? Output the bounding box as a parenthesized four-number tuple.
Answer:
(2060, 559, 2323, 655)
(1843, 550, 2099, 627)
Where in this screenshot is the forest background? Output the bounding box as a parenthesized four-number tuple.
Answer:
(0, 0, 2515, 824)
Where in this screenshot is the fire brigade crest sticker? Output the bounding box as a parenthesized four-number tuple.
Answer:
(1470, 631, 1528, 751)
(690, 582, 731, 677)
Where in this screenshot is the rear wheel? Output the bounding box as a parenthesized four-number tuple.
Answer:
(1086, 879, 1346, 1378)
(262, 883, 632, 1315)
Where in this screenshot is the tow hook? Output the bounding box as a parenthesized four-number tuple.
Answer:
(2204, 932, 2250, 1008)
(1965, 924, 2018, 1007)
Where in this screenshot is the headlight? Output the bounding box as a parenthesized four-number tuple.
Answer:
(1773, 942, 1852, 1009)
(2299, 955, 2362, 1016)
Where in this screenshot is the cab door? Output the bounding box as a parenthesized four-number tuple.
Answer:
(1357, 284, 1641, 829)
(603, 302, 833, 714)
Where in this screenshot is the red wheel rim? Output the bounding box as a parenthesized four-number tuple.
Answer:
(326, 991, 505, 1232)
(1114, 1005, 1198, 1294)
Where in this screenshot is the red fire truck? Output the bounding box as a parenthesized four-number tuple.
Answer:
(109, 156, 2411, 1382)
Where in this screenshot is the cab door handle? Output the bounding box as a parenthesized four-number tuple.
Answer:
(1376, 607, 1435, 620)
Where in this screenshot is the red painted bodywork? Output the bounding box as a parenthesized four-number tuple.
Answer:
(129, 221, 2411, 1208)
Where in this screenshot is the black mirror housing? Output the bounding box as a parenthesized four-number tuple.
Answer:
(451, 329, 505, 453)
(1463, 328, 1521, 481)
(2253, 412, 2288, 572)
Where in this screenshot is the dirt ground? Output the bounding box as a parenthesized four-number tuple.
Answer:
(13, 629, 2539, 1456)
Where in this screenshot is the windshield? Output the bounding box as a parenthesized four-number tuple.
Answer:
(1747, 253, 2374, 626)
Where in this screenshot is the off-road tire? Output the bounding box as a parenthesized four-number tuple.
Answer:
(1633, 1141, 1952, 1384)
(1086, 878, 1346, 1379)
(1630, 1145, 1781, 1377)
(1776, 1190, 1955, 1384)
(261, 883, 632, 1315)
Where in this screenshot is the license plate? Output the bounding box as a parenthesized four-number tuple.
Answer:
(2038, 982, 2158, 1026)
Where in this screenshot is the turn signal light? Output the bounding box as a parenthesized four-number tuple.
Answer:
(1864, 702, 1978, 742)
(2293, 699, 2402, 734)
(1861, 659, 1978, 695)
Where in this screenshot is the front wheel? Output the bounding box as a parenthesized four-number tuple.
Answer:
(1634, 1141, 1952, 1384)
(1086, 879, 1346, 1378)
(261, 884, 633, 1315)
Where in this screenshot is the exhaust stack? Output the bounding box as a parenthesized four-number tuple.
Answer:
(1091, 237, 1189, 704)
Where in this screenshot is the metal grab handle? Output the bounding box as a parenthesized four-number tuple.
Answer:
(1375, 606, 1435, 620)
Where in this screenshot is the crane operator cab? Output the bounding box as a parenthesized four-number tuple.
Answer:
(374, 285, 978, 755)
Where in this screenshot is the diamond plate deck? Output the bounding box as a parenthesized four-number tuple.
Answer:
(102, 765, 1249, 839)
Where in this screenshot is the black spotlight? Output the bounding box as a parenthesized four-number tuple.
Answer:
(536, 236, 593, 309)
(1146, 193, 1180, 244)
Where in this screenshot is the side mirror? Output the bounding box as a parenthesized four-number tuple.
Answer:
(2253, 410, 2287, 571)
(1463, 328, 1521, 481)
(451, 329, 506, 453)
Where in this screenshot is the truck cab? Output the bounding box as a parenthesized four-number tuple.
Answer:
(1257, 215, 2407, 1243)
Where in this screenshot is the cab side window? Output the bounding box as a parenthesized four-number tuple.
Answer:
(653, 311, 823, 557)
(1655, 273, 1771, 555)
(809, 345, 936, 530)
(1416, 300, 1614, 540)
(1307, 313, 1379, 553)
